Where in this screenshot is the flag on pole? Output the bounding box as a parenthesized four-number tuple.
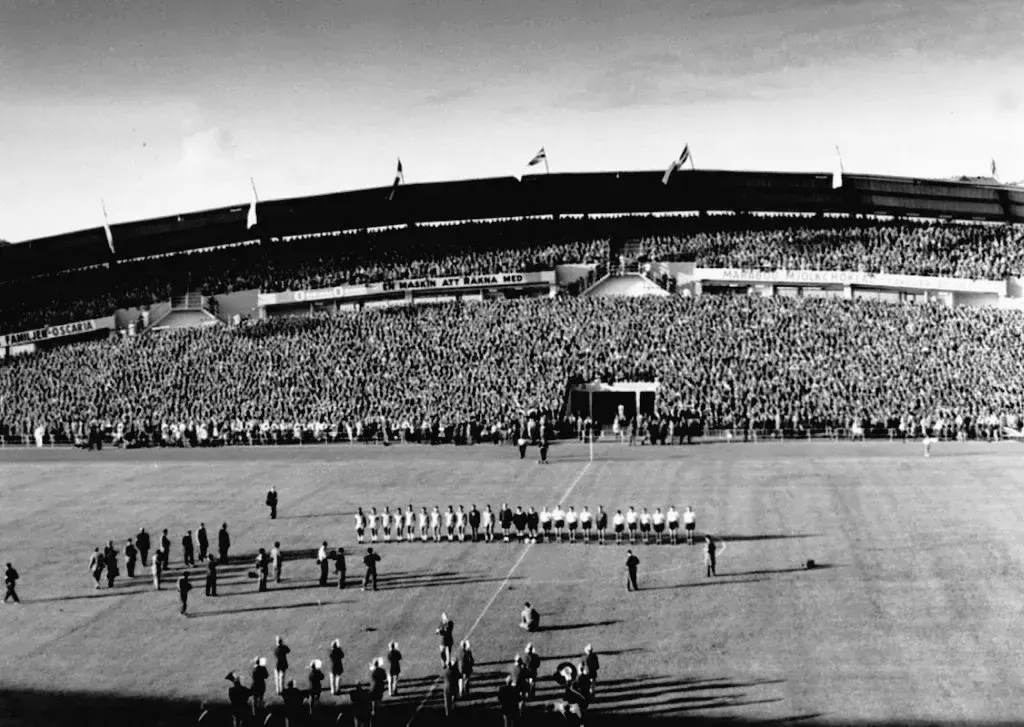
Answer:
(832, 146, 844, 189)
(527, 147, 550, 175)
(661, 145, 692, 185)
(387, 158, 404, 200)
(246, 178, 259, 229)
(101, 199, 115, 255)
(990, 158, 998, 180)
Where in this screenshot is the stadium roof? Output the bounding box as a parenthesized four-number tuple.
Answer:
(1, 169, 1022, 280)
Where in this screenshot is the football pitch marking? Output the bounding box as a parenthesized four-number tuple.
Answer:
(405, 460, 595, 726)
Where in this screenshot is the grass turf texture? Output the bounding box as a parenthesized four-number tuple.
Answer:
(1, 441, 1022, 727)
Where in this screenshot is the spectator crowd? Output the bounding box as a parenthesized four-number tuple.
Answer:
(2, 295, 1022, 446)
(1, 216, 1021, 332)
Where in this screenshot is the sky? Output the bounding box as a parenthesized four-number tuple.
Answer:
(1, 0, 1022, 242)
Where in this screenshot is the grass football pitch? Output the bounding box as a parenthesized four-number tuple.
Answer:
(1, 440, 1022, 727)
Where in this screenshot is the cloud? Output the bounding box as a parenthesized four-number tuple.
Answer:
(178, 126, 238, 173)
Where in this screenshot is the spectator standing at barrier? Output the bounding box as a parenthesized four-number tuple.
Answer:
(3, 563, 20, 604)
(124, 539, 137, 578)
(218, 523, 231, 564)
(362, 548, 380, 591)
(266, 486, 278, 519)
(273, 636, 291, 695)
(197, 523, 209, 561)
(625, 550, 640, 591)
(205, 556, 217, 596)
(227, 674, 251, 727)
(136, 528, 150, 568)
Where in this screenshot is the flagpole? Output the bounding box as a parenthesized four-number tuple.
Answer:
(544, 156, 550, 175)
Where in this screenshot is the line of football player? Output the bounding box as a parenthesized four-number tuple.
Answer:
(354, 504, 699, 544)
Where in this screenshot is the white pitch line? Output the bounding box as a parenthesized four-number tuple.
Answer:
(405, 460, 594, 726)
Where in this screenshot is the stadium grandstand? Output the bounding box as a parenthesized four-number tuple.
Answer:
(1, 169, 1023, 447)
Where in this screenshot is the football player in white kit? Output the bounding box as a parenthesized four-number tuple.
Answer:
(430, 507, 441, 542)
(405, 505, 416, 542)
(625, 507, 639, 544)
(368, 507, 379, 543)
(683, 506, 696, 545)
(455, 506, 467, 542)
(354, 508, 367, 545)
(666, 505, 680, 544)
(481, 505, 494, 543)
(566, 507, 579, 543)
(539, 507, 553, 542)
(382, 507, 392, 543)
(418, 507, 429, 542)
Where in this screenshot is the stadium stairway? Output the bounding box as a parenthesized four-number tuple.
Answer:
(147, 291, 224, 331)
(581, 273, 670, 298)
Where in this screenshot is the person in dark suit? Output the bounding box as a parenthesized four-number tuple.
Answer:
(197, 523, 209, 561)
(3, 563, 19, 604)
(251, 657, 269, 713)
(177, 572, 192, 616)
(335, 548, 347, 589)
(256, 549, 269, 592)
(328, 640, 344, 695)
(124, 539, 137, 578)
(626, 550, 640, 591)
(160, 530, 171, 569)
(104, 547, 119, 588)
(362, 548, 380, 591)
(182, 531, 195, 567)
(205, 557, 217, 597)
(583, 645, 600, 696)
(266, 487, 278, 519)
(369, 659, 387, 718)
(468, 504, 481, 542)
(317, 542, 330, 587)
(218, 523, 231, 564)
(136, 528, 150, 567)
(436, 613, 455, 664)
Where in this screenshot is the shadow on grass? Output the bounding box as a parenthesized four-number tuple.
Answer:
(721, 564, 838, 578)
(643, 577, 768, 591)
(535, 619, 620, 633)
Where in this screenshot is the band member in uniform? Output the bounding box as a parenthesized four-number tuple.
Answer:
(205, 556, 217, 596)
(136, 528, 150, 568)
(469, 505, 481, 542)
(566, 507, 579, 543)
(177, 572, 192, 616)
(612, 510, 625, 544)
(705, 535, 717, 577)
(482, 505, 495, 543)
(444, 506, 455, 542)
(639, 508, 652, 545)
(520, 602, 540, 632)
(3, 563, 19, 604)
(266, 486, 278, 519)
(580, 507, 593, 543)
(386, 641, 402, 696)
(526, 507, 540, 543)
(539, 507, 552, 542)
(328, 639, 345, 695)
(362, 548, 380, 591)
(218, 523, 231, 564)
(273, 636, 290, 695)
(437, 613, 455, 664)
(124, 539, 138, 578)
(512, 507, 528, 541)
(355, 508, 367, 545)
(552, 504, 566, 543)
(457, 640, 474, 696)
(625, 550, 640, 591)
(683, 506, 696, 545)
(596, 506, 608, 544)
(667, 505, 680, 544)
(626, 506, 639, 544)
(499, 503, 513, 543)
(197, 523, 209, 561)
(652, 508, 666, 544)
(368, 508, 379, 543)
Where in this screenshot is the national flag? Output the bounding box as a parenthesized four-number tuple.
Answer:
(661, 145, 692, 185)
(990, 158, 998, 180)
(527, 148, 547, 167)
(387, 158, 404, 200)
(246, 178, 259, 229)
(101, 199, 115, 255)
(832, 146, 845, 189)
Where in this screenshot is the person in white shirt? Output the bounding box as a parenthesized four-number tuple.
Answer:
(481, 505, 494, 543)
(539, 507, 553, 542)
(430, 507, 441, 542)
(444, 507, 455, 542)
(683, 506, 696, 545)
(455, 506, 467, 542)
(566, 507, 579, 543)
(626, 507, 639, 545)
(552, 505, 566, 543)
(652, 508, 666, 545)
(612, 510, 626, 545)
(354, 508, 367, 545)
(580, 507, 593, 543)
(639, 508, 653, 545)
(418, 508, 429, 542)
(405, 506, 416, 541)
(666, 506, 680, 545)
(368, 508, 379, 543)
(382, 507, 393, 543)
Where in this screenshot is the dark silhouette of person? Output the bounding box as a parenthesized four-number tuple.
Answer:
(197, 523, 209, 561)
(266, 487, 278, 519)
(362, 548, 380, 591)
(218, 523, 231, 564)
(626, 550, 640, 591)
(3, 563, 19, 604)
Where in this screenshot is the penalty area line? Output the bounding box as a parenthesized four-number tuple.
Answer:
(405, 460, 594, 726)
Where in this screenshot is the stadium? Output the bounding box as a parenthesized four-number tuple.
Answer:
(2, 161, 1024, 727)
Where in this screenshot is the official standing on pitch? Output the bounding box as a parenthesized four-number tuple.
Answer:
(335, 548, 346, 589)
(103, 547, 119, 588)
(124, 539, 137, 578)
(317, 541, 330, 586)
(205, 556, 217, 596)
(182, 531, 195, 567)
(3, 563, 19, 604)
(160, 530, 171, 568)
(704, 536, 717, 577)
(266, 486, 278, 519)
(218, 523, 231, 564)
(362, 548, 380, 591)
(177, 572, 192, 616)
(625, 550, 640, 591)
(197, 523, 209, 561)
(386, 642, 402, 696)
(136, 528, 150, 567)
(469, 504, 481, 542)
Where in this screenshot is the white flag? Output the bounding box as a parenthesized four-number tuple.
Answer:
(832, 146, 844, 189)
(101, 199, 115, 255)
(246, 178, 258, 229)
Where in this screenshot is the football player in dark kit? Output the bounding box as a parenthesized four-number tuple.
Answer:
(468, 504, 481, 542)
(512, 507, 528, 541)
